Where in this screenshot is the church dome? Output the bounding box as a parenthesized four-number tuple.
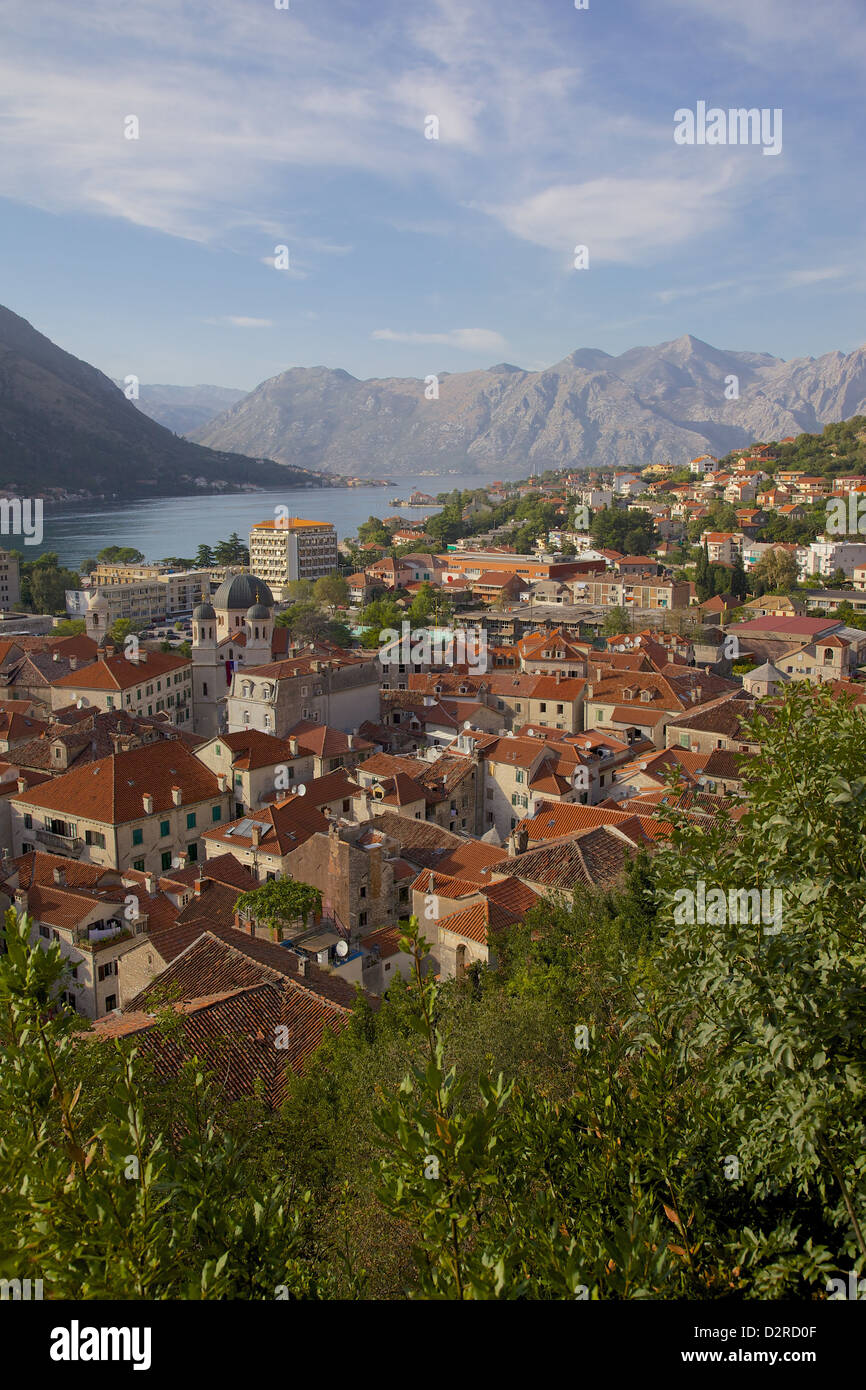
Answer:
(246, 602, 271, 620)
(212, 573, 274, 611)
(192, 601, 216, 620)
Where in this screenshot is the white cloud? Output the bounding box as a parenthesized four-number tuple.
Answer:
(204, 316, 275, 328)
(372, 327, 507, 352)
(481, 166, 743, 264)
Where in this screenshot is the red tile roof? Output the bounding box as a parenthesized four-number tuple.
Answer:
(11, 741, 224, 823)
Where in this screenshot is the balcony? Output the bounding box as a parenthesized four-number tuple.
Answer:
(35, 828, 84, 857)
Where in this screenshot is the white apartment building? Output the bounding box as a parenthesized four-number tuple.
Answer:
(249, 518, 338, 595)
(801, 539, 866, 580)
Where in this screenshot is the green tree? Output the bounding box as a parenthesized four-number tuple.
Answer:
(234, 878, 323, 941)
(21, 554, 82, 616)
(590, 506, 658, 556)
(97, 546, 145, 565)
(751, 548, 799, 596)
(195, 544, 215, 568)
(0, 909, 328, 1299)
(313, 575, 349, 614)
(603, 604, 631, 635)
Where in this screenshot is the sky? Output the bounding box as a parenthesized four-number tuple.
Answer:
(0, 0, 863, 391)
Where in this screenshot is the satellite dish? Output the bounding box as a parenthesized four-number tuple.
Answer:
(335, 939, 348, 958)
(463, 720, 472, 730)
(296, 783, 306, 796)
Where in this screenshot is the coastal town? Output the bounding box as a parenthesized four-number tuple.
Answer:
(1, 421, 864, 1314)
(0, 427, 862, 1030)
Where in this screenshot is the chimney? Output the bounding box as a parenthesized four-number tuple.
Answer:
(288, 737, 298, 757)
(555, 668, 562, 684)
(144, 872, 156, 894)
(17, 777, 26, 794)
(217, 772, 228, 792)
(296, 956, 308, 977)
(586, 683, 594, 699)
(347, 734, 355, 750)
(53, 866, 66, 886)
(142, 793, 153, 814)
(52, 650, 60, 662)
(69, 656, 78, 671)
(250, 823, 262, 847)
(171, 786, 182, 806)
(175, 852, 188, 870)
(194, 877, 208, 897)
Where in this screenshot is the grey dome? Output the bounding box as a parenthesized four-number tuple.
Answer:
(213, 573, 274, 610)
(193, 601, 216, 620)
(246, 602, 271, 620)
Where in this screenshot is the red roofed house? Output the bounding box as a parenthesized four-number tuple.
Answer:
(9, 741, 232, 875)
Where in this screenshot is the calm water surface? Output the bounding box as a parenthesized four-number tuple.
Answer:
(8, 472, 485, 570)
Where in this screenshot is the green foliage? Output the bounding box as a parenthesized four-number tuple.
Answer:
(591, 506, 658, 556)
(360, 595, 404, 647)
(603, 604, 631, 635)
(0, 910, 328, 1298)
(234, 878, 323, 939)
(750, 548, 799, 596)
(20, 552, 83, 615)
(97, 546, 146, 565)
(2, 686, 862, 1300)
(313, 575, 349, 613)
(212, 533, 249, 566)
(407, 582, 452, 627)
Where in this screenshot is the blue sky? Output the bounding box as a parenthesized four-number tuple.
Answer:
(0, 0, 863, 390)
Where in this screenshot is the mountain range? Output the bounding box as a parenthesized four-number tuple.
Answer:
(0, 306, 317, 497)
(113, 381, 246, 436)
(188, 335, 866, 478)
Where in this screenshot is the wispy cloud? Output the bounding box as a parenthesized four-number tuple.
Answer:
(372, 327, 507, 352)
(204, 316, 275, 329)
(481, 166, 742, 265)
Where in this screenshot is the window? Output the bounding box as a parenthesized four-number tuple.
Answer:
(132, 828, 143, 845)
(215, 744, 221, 756)
(85, 829, 106, 849)
(105, 994, 117, 1012)
(515, 770, 524, 784)
(161, 851, 172, 870)
(98, 961, 116, 981)
(203, 683, 208, 696)
(133, 858, 145, 872)
(159, 819, 170, 837)
(359, 911, 367, 927)
(360, 885, 367, 899)
(211, 805, 222, 822)
(24, 813, 32, 830)
(188, 843, 198, 862)
(39, 924, 50, 939)
(186, 812, 197, 829)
